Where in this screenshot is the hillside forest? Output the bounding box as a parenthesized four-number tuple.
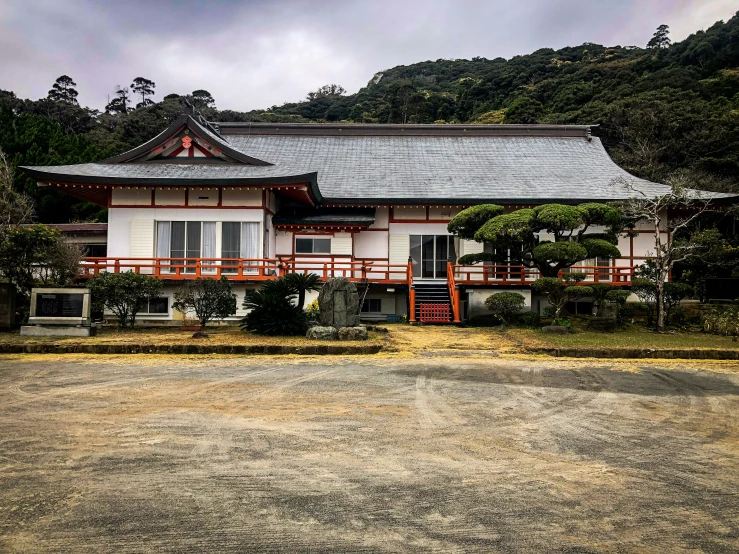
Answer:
(0, 14, 738, 224)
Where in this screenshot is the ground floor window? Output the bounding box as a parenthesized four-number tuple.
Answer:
(296, 237, 331, 254)
(140, 296, 169, 315)
(361, 298, 383, 313)
(83, 244, 107, 257)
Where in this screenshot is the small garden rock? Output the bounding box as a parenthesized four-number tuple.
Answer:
(587, 317, 618, 332)
(191, 331, 210, 338)
(306, 326, 338, 340)
(338, 326, 368, 341)
(366, 325, 389, 333)
(541, 325, 569, 334)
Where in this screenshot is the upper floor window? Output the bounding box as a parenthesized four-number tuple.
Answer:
(295, 237, 331, 254)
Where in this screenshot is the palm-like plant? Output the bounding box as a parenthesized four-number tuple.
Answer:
(240, 276, 312, 336)
(240, 288, 307, 336)
(283, 272, 322, 309)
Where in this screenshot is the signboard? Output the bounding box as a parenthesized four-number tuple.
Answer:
(35, 293, 85, 318)
(27, 287, 91, 326)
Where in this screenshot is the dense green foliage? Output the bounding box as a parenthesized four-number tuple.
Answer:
(1, 14, 738, 224)
(172, 277, 238, 328)
(87, 271, 163, 328)
(0, 225, 63, 301)
(240, 277, 308, 336)
(484, 292, 525, 326)
(283, 272, 322, 310)
(446, 204, 504, 240)
(450, 202, 622, 277)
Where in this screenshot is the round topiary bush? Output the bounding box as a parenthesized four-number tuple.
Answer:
(484, 292, 526, 326)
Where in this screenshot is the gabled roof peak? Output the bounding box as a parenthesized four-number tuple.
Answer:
(181, 98, 223, 140)
(102, 113, 272, 166)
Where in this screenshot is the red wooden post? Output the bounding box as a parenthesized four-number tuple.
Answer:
(452, 288, 461, 323)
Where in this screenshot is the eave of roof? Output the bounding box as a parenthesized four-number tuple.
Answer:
(272, 207, 376, 227)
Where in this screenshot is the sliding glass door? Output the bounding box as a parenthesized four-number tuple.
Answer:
(410, 235, 456, 279)
(156, 221, 259, 274)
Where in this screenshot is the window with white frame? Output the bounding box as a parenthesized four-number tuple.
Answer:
(222, 222, 261, 273)
(139, 296, 169, 315)
(156, 221, 260, 274)
(295, 237, 331, 254)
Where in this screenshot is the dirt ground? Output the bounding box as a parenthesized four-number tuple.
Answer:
(1, 354, 738, 553)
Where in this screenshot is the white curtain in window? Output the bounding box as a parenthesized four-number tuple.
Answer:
(202, 222, 216, 258)
(241, 222, 260, 259)
(241, 222, 260, 272)
(202, 222, 216, 273)
(156, 222, 170, 270)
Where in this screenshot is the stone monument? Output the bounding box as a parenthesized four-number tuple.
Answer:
(0, 283, 16, 330)
(21, 287, 96, 337)
(318, 277, 360, 328)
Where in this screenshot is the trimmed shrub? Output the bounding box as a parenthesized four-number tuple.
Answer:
(517, 310, 541, 328)
(484, 292, 526, 325)
(172, 276, 237, 328)
(87, 271, 162, 328)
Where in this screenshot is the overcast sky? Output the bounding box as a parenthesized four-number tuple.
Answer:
(0, 0, 736, 112)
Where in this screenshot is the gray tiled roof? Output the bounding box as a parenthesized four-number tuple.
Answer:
(226, 135, 672, 202)
(22, 124, 734, 203)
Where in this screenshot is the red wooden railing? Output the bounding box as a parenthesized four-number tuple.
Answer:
(451, 264, 635, 286)
(78, 257, 413, 285)
(446, 261, 461, 323)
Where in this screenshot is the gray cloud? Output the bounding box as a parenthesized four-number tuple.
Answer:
(0, 0, 736, 111)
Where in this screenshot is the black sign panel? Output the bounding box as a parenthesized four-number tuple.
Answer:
(35, 293, 84, 318)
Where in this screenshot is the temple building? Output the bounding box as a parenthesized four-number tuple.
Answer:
(22, 108, 711, 324)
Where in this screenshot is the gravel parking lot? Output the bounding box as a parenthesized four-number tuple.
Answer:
(1, 354, 738, 553)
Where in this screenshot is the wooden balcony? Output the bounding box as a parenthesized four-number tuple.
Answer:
(77, 257, 412, 284)
(77, 258, 634, 287)
(451, 264, 635, 286)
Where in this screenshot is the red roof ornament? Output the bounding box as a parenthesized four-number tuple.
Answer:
(182, 136, 192, 149)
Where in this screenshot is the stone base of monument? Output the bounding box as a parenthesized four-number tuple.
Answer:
(21, 324, 97, 337)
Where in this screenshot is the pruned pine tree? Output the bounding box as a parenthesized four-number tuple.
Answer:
(47, 75, 79, 104)
(647, 24, 671, 49)
(105, 86, 130, 114)
(131, 77, 156, 108)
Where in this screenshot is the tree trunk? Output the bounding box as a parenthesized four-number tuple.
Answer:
(298, 290, 305, 310)
(656, 280, 666, 333)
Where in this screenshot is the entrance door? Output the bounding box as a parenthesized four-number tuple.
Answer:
(410, 235, 456, 279)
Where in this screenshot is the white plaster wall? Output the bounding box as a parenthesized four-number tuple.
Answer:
(275, 230, 292, 256)
(354, 231, 388, 259)
(107, 207, 265, 258)
(429, 206, 460, 220)
(394, 206, 426, 220)
(112, 188, 151, 205)
(154, 189, 185, 205)
(188, 187, 218, 206)
(632, 232, 656, 258)
(467, 288, 532, 321)
(222, 188, 261, 206)
(389, 222, 450, 235)
(373, 207, 389, 228)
